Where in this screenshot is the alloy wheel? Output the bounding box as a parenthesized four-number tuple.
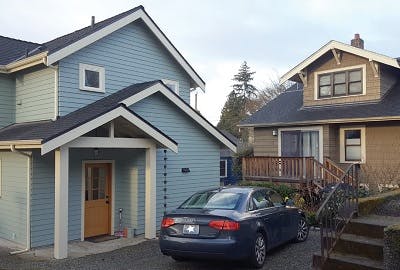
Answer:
(255, 234, 266, 265)
(297, 218, 308, 241)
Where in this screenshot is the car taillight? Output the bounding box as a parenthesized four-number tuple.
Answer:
(209, 220, 240, 231)
(161, 217, 175, 228)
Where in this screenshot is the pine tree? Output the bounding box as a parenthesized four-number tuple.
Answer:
(232, 61, 258, 100)
(217, 91, 245, 137)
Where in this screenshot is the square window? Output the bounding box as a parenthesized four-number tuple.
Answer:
(319, 85, 331, 97)
(334, 84, 346, 96)
(162, 79, 179, 95)
(319, 75, 331, 86)
(79, 63, 105, 92)
(334, 73, 345, 84)
(349, 70, 362, 82)
(349, 82, 362, 94)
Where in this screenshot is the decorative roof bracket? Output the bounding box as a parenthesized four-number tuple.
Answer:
(331, 48, 342, 65)
(369, 60, 379, 78)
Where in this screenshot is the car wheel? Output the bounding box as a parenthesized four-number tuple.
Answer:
(171, 256, 187, 262)
(295, 216, 309, 242)
(249, 232, 266, 268)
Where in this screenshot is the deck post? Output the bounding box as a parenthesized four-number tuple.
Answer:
(145, 144, 157, 239)
(54, 147, 69, 259)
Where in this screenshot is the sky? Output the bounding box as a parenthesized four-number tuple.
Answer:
(1, 0, 400, 124)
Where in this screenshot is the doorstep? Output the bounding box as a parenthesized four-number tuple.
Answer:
(18, 236, 147, 260)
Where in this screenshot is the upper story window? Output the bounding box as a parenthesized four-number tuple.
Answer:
(162, 79, 179, 95)
(79, 63, 105, 93)
(316, 65, 365, 99)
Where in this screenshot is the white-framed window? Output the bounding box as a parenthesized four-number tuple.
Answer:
(79, 63, 105, 93)
(220, 159, 227, 178)
(340, 126, 366, 163)
(162, 79, 179, 95)
(314, 64, 366, 100)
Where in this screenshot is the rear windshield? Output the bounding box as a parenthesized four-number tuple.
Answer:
(179, 191, 242, 210)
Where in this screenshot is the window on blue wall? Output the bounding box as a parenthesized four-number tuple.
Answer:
(79, 63, 105, 93)
(220, 160, 227, 178)
(162, 79, 179, 95)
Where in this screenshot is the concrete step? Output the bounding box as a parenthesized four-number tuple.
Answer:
(344, 219, 385, 239)
(313, 252, 384, 270)
(333, 233, 383, 261)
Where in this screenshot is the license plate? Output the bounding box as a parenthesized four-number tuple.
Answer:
(183, 224, 199, 235)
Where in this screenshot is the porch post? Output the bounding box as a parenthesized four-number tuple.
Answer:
(54, 147, 69, 259)
(145, 145, 157, 239)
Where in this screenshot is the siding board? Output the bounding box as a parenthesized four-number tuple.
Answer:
(0, 74, 15, 128)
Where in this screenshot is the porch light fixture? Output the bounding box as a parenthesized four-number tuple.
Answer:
(272, 129, 278, 136)
(93, 148, 99, 158)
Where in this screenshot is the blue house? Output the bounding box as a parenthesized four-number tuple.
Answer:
(0, 6, 236, 259)
(219, 130, 239, 185)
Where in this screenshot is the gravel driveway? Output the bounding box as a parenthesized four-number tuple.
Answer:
(0, 230, 319, 270)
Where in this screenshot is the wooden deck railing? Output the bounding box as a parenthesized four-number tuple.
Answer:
(242, 156, 341, 189)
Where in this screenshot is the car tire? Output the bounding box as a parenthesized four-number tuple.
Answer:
(248, 232, 266, 269)
(171, 256, 187, 262)
(295, 216, 309, 242)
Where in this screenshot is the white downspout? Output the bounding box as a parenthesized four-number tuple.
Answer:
(9, 145, 32, 254)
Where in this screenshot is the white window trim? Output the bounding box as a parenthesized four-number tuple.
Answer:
(79, 63, 105, 93)
(340, 126, 366, 164)
(220, 159, 227, 178)
(162, 79, 179, 95)
(277, 126, 323, 163)
(314, 64, 367, 100)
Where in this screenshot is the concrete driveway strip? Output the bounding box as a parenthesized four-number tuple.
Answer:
(0, 230, 319, 270)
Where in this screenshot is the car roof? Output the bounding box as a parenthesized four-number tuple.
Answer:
(195, 186, 272, 195)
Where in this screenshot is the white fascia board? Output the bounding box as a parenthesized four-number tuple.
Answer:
(280, 40, 400, 84)
(46, 9, 205, 91)
(41, 106, 178, 155)
(121, 83, 237, 153)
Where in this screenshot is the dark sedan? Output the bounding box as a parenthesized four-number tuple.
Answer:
(159, 186, 309, 268)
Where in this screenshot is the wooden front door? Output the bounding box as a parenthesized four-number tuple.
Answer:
(84, 163, 111, 238)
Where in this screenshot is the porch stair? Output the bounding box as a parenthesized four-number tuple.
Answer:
(313, 215, 400, 269)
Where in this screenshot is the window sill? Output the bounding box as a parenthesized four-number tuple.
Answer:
(79, 87, 105, 93)
(315, 92, 365, 101)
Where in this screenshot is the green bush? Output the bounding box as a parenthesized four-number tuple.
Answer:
(305, 211, 318, 226)
(238, 181, 296, 199)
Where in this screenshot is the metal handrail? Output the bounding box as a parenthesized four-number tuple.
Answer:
(315, 163, 359, 268)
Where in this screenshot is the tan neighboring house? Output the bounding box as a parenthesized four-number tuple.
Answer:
(240, 34, 400, 189)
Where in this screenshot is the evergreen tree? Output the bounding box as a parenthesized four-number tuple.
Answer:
(217, 61, 257, 139)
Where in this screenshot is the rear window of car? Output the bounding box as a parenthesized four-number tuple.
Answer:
(179, 191, 242, 210)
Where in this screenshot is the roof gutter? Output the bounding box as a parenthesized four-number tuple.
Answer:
(238, 115, 400, 128)
(0, 52, 48, 74)
(0, 140, 42, 150)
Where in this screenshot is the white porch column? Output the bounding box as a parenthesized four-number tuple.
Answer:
(145, 145, 157, 239)
(54, 147, 69, 259)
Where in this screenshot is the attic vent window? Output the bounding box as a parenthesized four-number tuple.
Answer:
(79, 63, 105, 93)
(162, 79, 179, 95)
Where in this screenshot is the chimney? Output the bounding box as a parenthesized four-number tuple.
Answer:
(351, 33, 364, 49)
(91, 16, 95, 28)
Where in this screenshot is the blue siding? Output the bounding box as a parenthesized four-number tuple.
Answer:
(131, 92, 221, 227)
(58, 20, 191, 116)
(0, 74, 15, 128)
(0, 152, 28, 246)
(30, 151, 54, 248)
(220, 157, 238, 185)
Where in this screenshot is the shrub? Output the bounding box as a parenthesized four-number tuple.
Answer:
(238, 181, 296, 199)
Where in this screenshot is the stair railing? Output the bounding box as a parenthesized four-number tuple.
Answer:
(315, 163, 360, 268)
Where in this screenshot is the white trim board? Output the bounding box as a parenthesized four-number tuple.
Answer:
(41, 106, 178, 155)
(121, 82, 237, 153)
(280, 40, 400, 84)
(46, 8, 205, 91)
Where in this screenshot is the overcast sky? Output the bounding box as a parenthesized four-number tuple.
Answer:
(1, 0, 399, 124)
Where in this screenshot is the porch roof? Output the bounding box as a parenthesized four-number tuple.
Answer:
(240, 82, 400, 127)
(0, 81, 178, 153)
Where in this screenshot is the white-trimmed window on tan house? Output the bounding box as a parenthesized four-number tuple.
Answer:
(315, 65, 366, 99)
(162, 79, 179, 95)
(79, 63, 105, 93)
(340, 126, 366, 163)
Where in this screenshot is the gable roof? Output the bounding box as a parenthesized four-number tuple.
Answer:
(240, 83, 400, 127)
(0, 6, 205, 90)
(0, 81, 236, 153)
(280, 40, 400, 84)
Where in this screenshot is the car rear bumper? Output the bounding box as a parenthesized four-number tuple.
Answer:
(159, 235, 248, 260)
